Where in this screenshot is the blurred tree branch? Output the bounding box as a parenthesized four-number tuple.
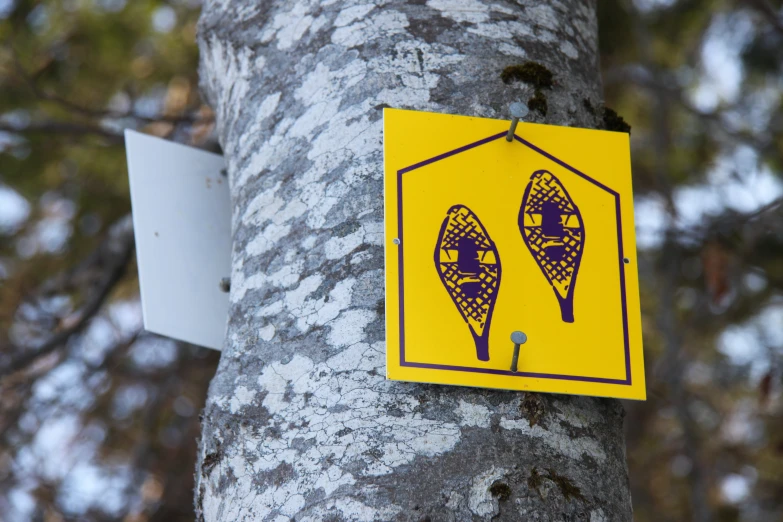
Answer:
(0, 215, 135, 379)
(664, 195, 783, 243)
(0, 120, 125, 144)
(604, 64, 776, 155)
(655, 237, 713, 522)
(743, 0, 783, 36)
(4, 42, 215, 127)
(705, 195, 783, 235)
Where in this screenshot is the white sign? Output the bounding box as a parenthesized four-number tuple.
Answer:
(125, 130, 230, 350)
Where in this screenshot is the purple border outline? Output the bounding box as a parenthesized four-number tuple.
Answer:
(397, 131, 632, 386)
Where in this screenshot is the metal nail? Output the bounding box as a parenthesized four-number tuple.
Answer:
(392, 238, 401, 245)
(510, 331, 527, 372)
(219, 277, 231, 293)
(506, 102, 529, 142)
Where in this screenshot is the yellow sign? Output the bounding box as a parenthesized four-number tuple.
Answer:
(383, 108, 646, 400)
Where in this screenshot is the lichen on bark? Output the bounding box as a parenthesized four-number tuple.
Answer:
(194, 1, 631, 520)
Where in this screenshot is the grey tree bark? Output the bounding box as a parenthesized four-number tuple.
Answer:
(195, 1, 631, 520)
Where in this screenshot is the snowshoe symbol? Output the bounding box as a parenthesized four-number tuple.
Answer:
(518, 170, 585, 323)
(434, 205, 501, 361)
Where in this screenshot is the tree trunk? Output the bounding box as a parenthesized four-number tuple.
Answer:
(195, 1, 632, 520)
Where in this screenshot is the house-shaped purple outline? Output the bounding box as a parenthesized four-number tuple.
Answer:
(396, 131, 632, 385)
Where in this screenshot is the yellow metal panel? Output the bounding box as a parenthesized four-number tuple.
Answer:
(384, 108, 646, 400)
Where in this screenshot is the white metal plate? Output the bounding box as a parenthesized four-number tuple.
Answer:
(125, 130, 230, 350)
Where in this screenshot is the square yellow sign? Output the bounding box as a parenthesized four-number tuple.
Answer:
(384, 108, 646, 400)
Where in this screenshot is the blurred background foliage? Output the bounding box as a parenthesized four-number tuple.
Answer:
(0, 0, 781, 521)
(0, 0, 218, 520)
(600, 1, 783, 521)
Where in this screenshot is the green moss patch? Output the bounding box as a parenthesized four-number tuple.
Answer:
(602, 107, 631, 133)
(501, 61, 554, 89)
(528, 467, 586, 502)
(489, 481, 512, 502)
(527, 91, 548, 116)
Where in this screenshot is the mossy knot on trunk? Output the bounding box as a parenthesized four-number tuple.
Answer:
(602, 107, 631, 133)
(520, 392, 547, 427)
(527, 91, 548, 116)
(528, 467, 586, 502)
(489, 481, 512, 502)
(501, 61, 554, 89)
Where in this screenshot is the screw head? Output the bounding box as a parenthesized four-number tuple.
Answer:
(510, 331, 527, 344)
(509, 102, 529, 119)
